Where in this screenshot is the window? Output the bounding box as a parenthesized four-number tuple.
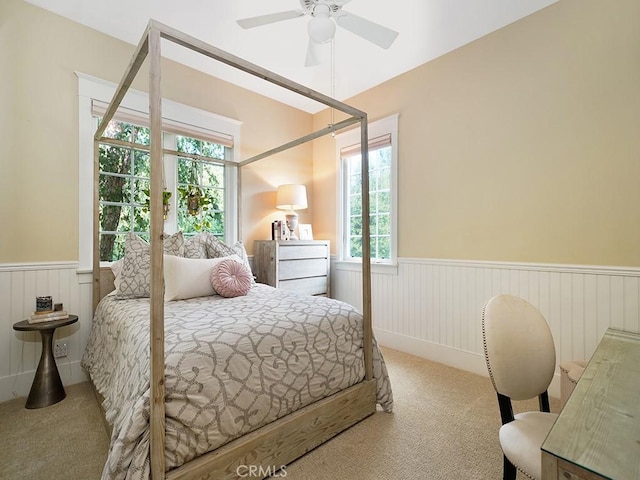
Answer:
(175, 137, 226, 237)
(96, 117, 230, 261)
(98, 120, 151, 261)
(336, 114, 398, 265)
(78, 73, 242, 269)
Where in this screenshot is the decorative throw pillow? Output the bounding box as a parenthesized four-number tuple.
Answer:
(183, 233, 207, 259)
(110, 259, 123, 293)
(116, 232, 184, 299)
(210, 258, 253, 298)
(230, 241, 255, 284)
(201, 232, 236, 259)
(164, 254, 243, 301)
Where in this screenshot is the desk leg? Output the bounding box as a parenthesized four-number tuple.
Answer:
(25, 328, 66, 409)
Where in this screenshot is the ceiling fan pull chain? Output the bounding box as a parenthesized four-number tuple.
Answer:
(330, 37, 336, 137)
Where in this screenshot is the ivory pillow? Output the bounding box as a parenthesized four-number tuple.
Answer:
(164, 254, 242, 301)
(210, 258, 253, 298)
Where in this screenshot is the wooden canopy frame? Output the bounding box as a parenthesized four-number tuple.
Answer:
(93, 20, 373, 480)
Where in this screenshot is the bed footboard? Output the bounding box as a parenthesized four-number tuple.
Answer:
(166, 380, 377, 480)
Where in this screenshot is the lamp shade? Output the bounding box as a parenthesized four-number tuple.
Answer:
(276, 184, 308, 211)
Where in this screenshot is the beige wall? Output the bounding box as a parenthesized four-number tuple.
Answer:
(0, 0, 313, 263)
(312, 0, 640, 267)
(4, 0, 639, 267)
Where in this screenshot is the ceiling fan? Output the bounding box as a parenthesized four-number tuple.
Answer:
(237, 0, 399, 66)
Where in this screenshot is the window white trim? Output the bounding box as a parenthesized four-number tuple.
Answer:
(335, 113, 399, 267)
(77, 72, 242, 270)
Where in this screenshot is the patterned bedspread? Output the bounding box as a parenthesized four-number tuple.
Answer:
(81, 284, 393, 479)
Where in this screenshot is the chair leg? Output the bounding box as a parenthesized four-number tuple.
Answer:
(503, 455, 517, 480)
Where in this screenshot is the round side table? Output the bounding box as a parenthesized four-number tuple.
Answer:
(13, 315, 78, 409)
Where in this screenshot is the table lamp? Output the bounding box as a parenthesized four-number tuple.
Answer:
(276, 184, 308, 240)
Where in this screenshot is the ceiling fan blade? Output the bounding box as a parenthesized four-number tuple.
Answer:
(305, 39, 322, 67)
(237, 10, 305, 29)
(335, 11, 398, 49)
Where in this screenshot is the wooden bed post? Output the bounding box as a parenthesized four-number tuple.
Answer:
(360, 118, 373, 381)
(92, 21, 151, 314)
(92, 138, 101, 313)
(148, 24, 166, 480)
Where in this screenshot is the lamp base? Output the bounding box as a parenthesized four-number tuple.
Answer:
(285, 213, 299, 240)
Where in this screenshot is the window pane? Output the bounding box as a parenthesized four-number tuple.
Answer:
(378, 191, 391, 213)
(99, 145, 131, 174)
(102, 120, 131, 142)
(369, 214, 378, 236)
(177, 136, 224, 160)
(379, 166, 391, 190)
(115, 205, 133, 232)
(206, 187, 224, 211)
(102, 120, 149, 145)
(99, 204, 123, 233)
(133, 150, 150, 177)
(351, 215, 362, 236)
(134, 127, 150, 145)
(378, 213, 391, 235)
(202, 162, 224, 188)
(133, 178, 150, 205)
(350, 236, 362, 259)
(178, 158, 197, 184)
(133, 206, 150, 232)
(350, 173, 362, 195)
(99, 233, 126, 262)
(99, 175, 130, 203)
(350, 194, 362, 216)
(378, 236, 391, 260)
(208, 212, 224, 235)
(374, 147, 392, 168)
(177, 208, 197, 234)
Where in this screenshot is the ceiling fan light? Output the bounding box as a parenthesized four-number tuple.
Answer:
(308, 14, 335, 44)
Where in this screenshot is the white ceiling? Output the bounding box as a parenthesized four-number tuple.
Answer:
(26, 0, 558, 113)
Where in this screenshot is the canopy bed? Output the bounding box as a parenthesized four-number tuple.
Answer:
(85, 20, 388, 480)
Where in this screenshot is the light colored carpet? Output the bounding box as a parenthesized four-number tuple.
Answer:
(0, 381, 110, 480)
(0, 348, 556, 479)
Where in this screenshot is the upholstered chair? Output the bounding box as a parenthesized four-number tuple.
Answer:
(482, 294, 559, 480)
(559, 359, 587, 409)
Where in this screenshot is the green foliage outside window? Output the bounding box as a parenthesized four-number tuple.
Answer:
(98, 120, 227, 261)
(346, 146, 392, 261)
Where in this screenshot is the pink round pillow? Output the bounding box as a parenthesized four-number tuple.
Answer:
(210, 259, 252, 298)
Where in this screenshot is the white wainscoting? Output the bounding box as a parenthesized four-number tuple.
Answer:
(332, 258, 640, 398)
(4, 259, 638, 404)
(0, 263, 93, 403)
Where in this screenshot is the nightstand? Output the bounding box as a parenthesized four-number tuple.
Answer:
(13, 315, 78, 409)
(254, 240, 330, 296)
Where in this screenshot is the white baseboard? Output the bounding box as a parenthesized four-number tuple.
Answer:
(0, 360, 87, 404)
(374, 327, 561, 400)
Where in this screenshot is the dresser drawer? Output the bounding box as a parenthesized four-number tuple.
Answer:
(279, 276, 328, 296)
(279, 258, 328, 280)
(278, 244, 328, 260)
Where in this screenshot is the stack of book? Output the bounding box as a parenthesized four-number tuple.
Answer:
(271, 220, 289, 240)
(28, 310, 69, 324)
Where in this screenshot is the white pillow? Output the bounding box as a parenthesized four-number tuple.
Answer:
(110, 259, 123, 293)
(163, 254, 242, 301)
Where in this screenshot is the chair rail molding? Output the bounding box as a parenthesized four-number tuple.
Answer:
(331, 257, 640, 399)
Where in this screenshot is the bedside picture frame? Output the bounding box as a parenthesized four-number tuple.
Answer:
(298, 224, 313, 240)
